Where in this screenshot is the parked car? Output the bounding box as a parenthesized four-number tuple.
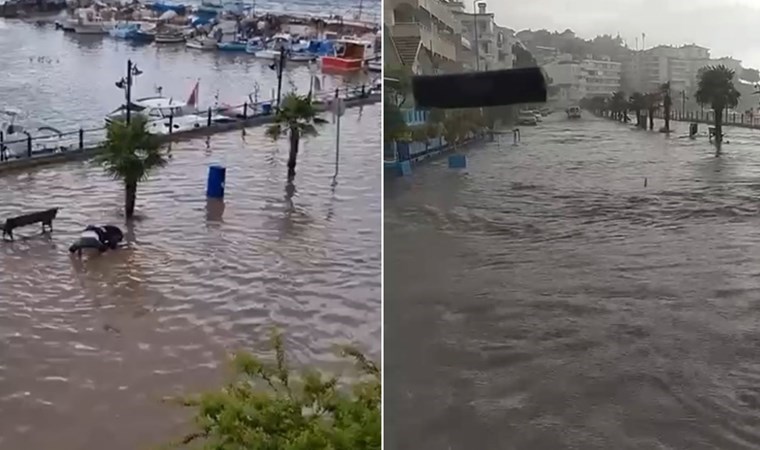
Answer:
(518, 111, 538, 125)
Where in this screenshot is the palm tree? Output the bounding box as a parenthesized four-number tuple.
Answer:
(629, 92, 646, 127)
(644, 93, 659, 130)
(695, 65, 740, 155)
(266, 93, 328, 180)
(610, 91, 627, 122)
(95, 115, 167, 219)
(661, 81, 672, 132)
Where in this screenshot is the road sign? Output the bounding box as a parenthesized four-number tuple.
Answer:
(330, 98, 346, 117)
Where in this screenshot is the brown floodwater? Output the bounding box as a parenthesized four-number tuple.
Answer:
(0, 104, 380, 449)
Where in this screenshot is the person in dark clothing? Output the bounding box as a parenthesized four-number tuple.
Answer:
(69, 225, 124, 255)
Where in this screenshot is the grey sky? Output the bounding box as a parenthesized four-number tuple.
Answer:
(487, 0, 760, 69)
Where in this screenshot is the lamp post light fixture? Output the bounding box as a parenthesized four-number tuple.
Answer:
(115, 59, 143, 124)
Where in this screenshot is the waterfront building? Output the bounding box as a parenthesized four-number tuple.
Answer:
(543, 54, 622, 105)
(621, 44, 743, 95)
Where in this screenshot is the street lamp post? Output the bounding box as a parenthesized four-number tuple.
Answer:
(115, 59, 142, 124)
(473, 0, 479, 71)
(269, 48, 286, 111)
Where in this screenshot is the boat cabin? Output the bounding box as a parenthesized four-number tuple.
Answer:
(106, 97, 194, 123)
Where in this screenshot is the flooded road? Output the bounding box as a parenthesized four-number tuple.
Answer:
(0, 104, 380, 449)
(385, 114, 760, 449)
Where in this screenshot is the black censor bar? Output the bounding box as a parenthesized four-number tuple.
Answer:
(411, 67, 548, 109)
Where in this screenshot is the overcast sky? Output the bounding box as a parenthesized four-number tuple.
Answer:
(486, 0, 760, 69)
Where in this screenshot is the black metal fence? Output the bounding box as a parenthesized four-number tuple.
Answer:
(0, 84, 377, 163)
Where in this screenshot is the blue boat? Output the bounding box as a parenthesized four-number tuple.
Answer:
(245, 37, 266, 55)
(149, 1, 187, 15)
(217, 40, 247, 51)
(129, 29, 156, 43)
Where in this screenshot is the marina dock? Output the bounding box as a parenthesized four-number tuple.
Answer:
(0, 85, 379, 174)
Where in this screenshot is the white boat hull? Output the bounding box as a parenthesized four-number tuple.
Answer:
(74, 25, 108, 34)
(186, 39, 217, 50)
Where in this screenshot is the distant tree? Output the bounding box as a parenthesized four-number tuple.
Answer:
(629, 92, 646, 127)
(383, 99, 408, 144)
(644, 92, 660, 130)
(742, 67, 760, 83)
(385, 66, 413, 107)
(696, 65, 741, 156)
(661, 81, 672, 132)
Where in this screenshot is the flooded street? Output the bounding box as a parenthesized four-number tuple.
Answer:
(385, 114, 760, 449)
(0, 103, 380, 449)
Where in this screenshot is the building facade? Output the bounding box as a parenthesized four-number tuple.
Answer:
(621, 44, 742, 95)
(543, 55, 622, 104)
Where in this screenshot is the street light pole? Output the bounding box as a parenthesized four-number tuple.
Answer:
(276, 47, 285, 111)
(473, 0, 479, 71)
(126, 59, 133, 124)
(116, 59, 141, 125)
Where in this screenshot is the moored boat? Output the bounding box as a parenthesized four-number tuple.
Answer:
(217, 40, 247, 51)
(155, 31, 185, 43)
(321, 36, 376, 72)
(244, 36, 266, 55)
(186, 36, 218, 50)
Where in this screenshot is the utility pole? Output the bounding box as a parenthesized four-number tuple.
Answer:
(682, 90, 687, 113)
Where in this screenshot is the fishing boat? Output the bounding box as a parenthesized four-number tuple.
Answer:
(253, 33, 293, 59)
(321, 36, 376, 72)
(217, 40, 247, 51)
(186, 36, 218, 50)
(367, 56, 381, 72)
(0, 110, 72, 160)
(155, 31, 185, 43)
(245, 36, 266, 55)
(130, 28, 156, 42)
(72, 9, 110, 35)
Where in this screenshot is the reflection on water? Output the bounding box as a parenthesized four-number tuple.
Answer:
(385, 115, 760, 450)
(0, 105, 380, 450)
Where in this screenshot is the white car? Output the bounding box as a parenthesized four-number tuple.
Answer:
(518, 111, 538, 125)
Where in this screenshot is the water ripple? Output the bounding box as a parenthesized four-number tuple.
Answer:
(386, 113, 760, 450)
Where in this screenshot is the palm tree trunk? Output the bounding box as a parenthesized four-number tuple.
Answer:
(664, 106, 670, 132)
(287, 127, 301, 180)
(649, 109, 655, 130)
(635, 110, 641, 126)
(715, 108, 724, 156)
(125, 181, 137, 219)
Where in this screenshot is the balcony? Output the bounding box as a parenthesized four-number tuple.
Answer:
(391, 22, 458, 62)
(417, 0, 460, 32)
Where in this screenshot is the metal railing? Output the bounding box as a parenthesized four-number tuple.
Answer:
(0, 85, 377, 164)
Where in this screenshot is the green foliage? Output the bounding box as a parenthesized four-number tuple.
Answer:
(695, 65, 741, 112)
(384, 99, 408, 143)
(173, 332, 380, 450)
(385, 66, 413, 107)
(629, 92, 646, 111)
(265, 93, 327, 142)
(95, 115, 166, 185)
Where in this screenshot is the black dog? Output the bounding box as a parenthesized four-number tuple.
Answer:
(69, 225, 124, 255)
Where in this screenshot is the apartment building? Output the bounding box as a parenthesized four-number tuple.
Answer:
(621, 44, 742, 94)
(543, 55, 622, 104)
(384, 0, 464, 74)
(450, 1, 513, 70)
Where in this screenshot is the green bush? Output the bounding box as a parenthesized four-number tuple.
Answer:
(170, 332, 380, 450)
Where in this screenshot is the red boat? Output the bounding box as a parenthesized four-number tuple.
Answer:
(321, 37, 376, 72)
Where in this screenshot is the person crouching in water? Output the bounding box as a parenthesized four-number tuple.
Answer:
(69, 225, 124, 256)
